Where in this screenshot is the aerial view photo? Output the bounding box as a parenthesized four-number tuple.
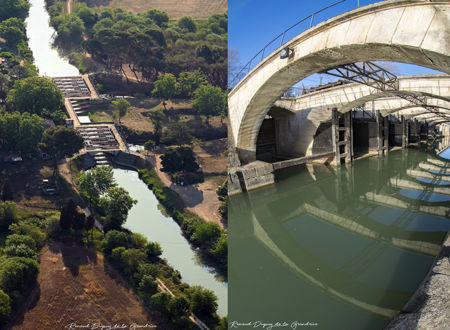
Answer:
(228, 0, 449, 329)
(0, 0, 227, 329)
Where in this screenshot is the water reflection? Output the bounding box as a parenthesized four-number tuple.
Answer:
(229, 148, 450, 329)
(26, 0, 79, 76)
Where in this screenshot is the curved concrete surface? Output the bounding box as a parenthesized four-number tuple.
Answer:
(229, 0, 450, 163)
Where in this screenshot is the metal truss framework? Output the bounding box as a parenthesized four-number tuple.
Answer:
(322, 62, 450, 122)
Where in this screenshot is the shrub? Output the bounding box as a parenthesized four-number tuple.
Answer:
(0, 289, 11, 325)
(144, 242, 163, 259)
(5, 234, 36, 251)
(185, 285, 218, 316)
(0, 257, 39, 299)
(102, 230, 129, 254)
(138, 275, 158, 299)
(191, 222, 221, 248)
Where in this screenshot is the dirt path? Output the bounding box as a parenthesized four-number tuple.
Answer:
(7, 243, 171, 329)
(152, 151, 224, 228)
(66, 0, 73, 14)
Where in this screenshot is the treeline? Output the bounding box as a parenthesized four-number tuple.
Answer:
(45, 1, 227, 89)
(138, 168, 227, 267)
(71, 165, 226, 328)
(0, 201, 59, 326)
(0, 0, 37, 78)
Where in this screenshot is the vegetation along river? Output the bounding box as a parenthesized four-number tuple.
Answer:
(229, 147, 449, 329)
(25, 0, 227, 316)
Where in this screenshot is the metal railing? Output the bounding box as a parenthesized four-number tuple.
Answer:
(229, 0, 367, 88)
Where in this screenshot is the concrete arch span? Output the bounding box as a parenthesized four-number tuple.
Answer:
(229, 0, 450, 164)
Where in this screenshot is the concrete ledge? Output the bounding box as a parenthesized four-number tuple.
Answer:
(386, 231, 450, 330)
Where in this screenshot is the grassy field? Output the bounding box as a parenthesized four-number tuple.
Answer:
(81, 0, 227, 18)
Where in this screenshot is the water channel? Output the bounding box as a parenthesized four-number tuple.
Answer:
(229, 147, 449, 329)
(25, 0, 227, 316)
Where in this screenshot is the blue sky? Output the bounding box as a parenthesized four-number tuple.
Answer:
(229, 0, 443, 87)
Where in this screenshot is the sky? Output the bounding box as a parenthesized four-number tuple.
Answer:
(228, 0, 443, 88)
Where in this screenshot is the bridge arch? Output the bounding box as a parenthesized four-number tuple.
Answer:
(229, 0, 450, 163)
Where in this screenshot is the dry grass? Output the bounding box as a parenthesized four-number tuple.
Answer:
(83, 0, 227, 18)
(8, 243, 170, 329)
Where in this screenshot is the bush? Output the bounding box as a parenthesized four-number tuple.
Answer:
(150, 292, 171, 315)
(185, 285, 218, 316)
(144, 242, 163, 259)
(0, 257, 39, 300)
(138, 275, 158, 299)
(0, 201, 18, 231)
(102, 230, 129, 254)
(5, 234, 36, 251)
(4, 244, 37, 259)
(191, 222, 221, 248)
(0, 289, 11, 325)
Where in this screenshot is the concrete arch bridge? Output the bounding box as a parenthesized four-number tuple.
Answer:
(228, 0, 450, 194)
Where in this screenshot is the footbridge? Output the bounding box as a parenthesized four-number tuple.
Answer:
(228, 0, 450, 194)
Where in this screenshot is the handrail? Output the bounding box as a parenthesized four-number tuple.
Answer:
(229, 0, 363, 88)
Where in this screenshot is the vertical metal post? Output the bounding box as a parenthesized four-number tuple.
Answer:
(357, 0, 360, 8)
(331, 108, 340, 166)
(310, 14, 314, 28)
(344, 111, 351, 163)
(383, 116, 389, 153)
(401, 115, 406, 149)
(376, 110, 383, 155)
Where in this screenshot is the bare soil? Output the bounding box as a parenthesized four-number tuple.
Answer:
(83, 0, 227, 18)
(6, 242, 171, 330)
(151, 138, 226, 228)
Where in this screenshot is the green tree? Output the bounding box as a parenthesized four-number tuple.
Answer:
(191, 222, 222, 248)
(144, 241, 162, 259)
(5, 234, 36, 251)
(111, 98, 130, 124)
(138, 275, 158, 300)
(192, 84, 226, 124)
(54, 14, 85, 46)
(144, 140, 155, 151)
(6, 77, 63, 116)
(102, 230, 129, 254)
(0, 201, 18, 231)
(144, 9, 169, 27)
(120, 248, 146, 275)
(176, 70, 207, 98)
(160, 147, 199, 173)
(152, 73, 176, 110)
(0, 257, 39, 299)
(161, 122, 192, 146)
(168, 295, 190, 320)
(40, 126, 84, 161)
(0, 0, 30, 21)
(0, 17, 26, 47)
(4, 244, 36, 259)
(177, 16, 197, 33)
(150, 292, 171, 315)
(0, 289, 11, 325)
(185, 285, 218, 316)
(148, 110, 164, 145)
(78, 166, 116, 203)
(100, 187, 136, 229)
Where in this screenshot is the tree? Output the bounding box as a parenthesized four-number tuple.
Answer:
(111, 98, 130, 124)
(161, 122, 192, 146)
(176, 70, 207, 98)
(59, 199, 76, 231)
(39, 126, 84, 160)
(0, 289, 11, 325)
(5, 234, 36, 251)
(148, 110, 164, 145)
(209, 234, 227, 263)
(185, 286, 218, 316)
(144, 9, 169, 28)
(139, 275, 158, 299)
(6, 77, 63, 116)
(177, 16, 197, 33)
(78, 165, 116, 203)
(54, 14, 85, 46)
(168, 296, 190, 320)
(144, 140, 155, 151)
(160, 147, 199, 173)
(0, 17, 26, 48)
(152, 73, 176, 110)
(100, 187, 136, 229)
(1, 179, 13, 201)
(191, 222, 222, 248)
(0, 0, 30, 21)
(192, 84, 226, 124)
(0, 201, 18, 231)
(102, 230, 129, 254)
(144, 241, 162, 259)
(120, 248, 146, 275)
(150, 292, 171, 315)
(0, 257, 39, 300)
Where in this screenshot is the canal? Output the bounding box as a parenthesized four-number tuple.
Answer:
(25, 0, 227, 316)
(229, 147, 449, 329)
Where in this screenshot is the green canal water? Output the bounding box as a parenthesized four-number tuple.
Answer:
(229, 148, 449, 329)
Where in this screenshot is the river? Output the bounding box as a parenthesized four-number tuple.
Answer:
(25, 0, 227, 316)
(229, 147, 450, 329)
